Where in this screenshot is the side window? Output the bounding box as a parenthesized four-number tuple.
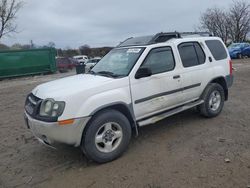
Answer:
(141, 47, 175, 74)
(205, 40, 228, 60)
(178, 42, 205, 68)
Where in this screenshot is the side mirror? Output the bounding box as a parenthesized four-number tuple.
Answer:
(135, 67, 152, 79)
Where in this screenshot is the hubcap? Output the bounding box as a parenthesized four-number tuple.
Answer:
(209, 90, 221, 111)
(95, 122, 123, 153)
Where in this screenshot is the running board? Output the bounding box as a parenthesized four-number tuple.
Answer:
(137, 100, 204, 127)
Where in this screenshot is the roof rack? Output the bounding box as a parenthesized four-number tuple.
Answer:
(179, 32, 212, 37)
(117, 31, 213, 47)
(148, 32, 181, 44)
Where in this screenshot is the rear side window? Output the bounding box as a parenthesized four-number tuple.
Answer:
(178, 42, 206, 68)
(141, 47, 175, 74)
(205, 40, 228, 60)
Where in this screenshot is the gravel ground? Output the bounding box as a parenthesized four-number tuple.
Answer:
(0, 60, 250, 188)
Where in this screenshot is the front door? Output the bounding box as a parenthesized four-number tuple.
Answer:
(130, 46, 183, 120)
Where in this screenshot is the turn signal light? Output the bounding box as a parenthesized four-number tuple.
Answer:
(58, 119, 74, 126)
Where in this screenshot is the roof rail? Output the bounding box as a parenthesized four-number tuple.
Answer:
(117, 35, 153, 47)
(148, 32, 181, 44)
(117, 31, 213, 47)
(179, 32, 213, 37)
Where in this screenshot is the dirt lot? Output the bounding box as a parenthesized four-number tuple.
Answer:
(0, 60, 250, 188)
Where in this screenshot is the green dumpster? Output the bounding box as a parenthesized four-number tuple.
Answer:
(0, 48, 57, 79)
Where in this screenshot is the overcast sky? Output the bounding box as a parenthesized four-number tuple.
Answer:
(2, 0, 232, 48)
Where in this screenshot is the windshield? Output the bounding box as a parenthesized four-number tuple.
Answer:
(91, 47, 145, 78)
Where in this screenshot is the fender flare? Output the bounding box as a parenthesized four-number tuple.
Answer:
(201, 76, 228, 100)
(88, 102, 138, 136)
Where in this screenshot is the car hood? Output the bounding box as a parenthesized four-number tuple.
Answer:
(32, 74, 114, 99)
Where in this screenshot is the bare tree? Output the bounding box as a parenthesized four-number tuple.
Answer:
(227, 1, 250, 42)
(79, 44, 91, 56)
(43, 41, 55, 48)
(0, 42, 9, 49)
(199, 0, 250, 43)
(200, 7, 229, 43)
(0, 0, 23, 40)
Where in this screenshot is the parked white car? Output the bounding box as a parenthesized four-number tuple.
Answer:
(84, 57, 101, 72)
(24, 32, 233, 163)
(73, 55, 88, 63)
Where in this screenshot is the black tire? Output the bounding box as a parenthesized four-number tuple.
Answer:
(198, 83, 225, 118)
(81, 109, 132, 163)
(237, 53, 242, 59)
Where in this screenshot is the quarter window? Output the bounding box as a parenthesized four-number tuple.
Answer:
(178, 42, 206, 68)
(141, 47, 175, 75)
(205, 40, 228, 60)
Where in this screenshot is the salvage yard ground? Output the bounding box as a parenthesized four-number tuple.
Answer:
(0, 59, 250, 188)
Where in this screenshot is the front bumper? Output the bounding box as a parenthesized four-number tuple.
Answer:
(24, 112, 90, 147)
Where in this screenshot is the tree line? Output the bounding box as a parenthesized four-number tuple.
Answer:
(0, 0, 113, 57)
(0, 0, 249, 55)
(57, 45, 113, 58)
(0, 42, 113, 57)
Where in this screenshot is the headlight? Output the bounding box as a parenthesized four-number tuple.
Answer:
(39, 99, 65, 118)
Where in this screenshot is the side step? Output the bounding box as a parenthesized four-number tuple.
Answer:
(137, 100, 204, 127)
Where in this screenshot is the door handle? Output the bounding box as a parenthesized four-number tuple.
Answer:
(173, 75, 180, 79)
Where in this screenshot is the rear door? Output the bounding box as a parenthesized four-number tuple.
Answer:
(177, 41, 213, 102)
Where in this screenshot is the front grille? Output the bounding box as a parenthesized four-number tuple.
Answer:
(25, 93, 42, 117)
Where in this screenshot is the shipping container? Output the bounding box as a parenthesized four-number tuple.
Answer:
(0, 48, 57, 79)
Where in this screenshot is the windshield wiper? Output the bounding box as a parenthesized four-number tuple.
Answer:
(96, 71, 124, 78)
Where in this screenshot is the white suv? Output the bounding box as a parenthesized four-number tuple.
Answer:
(24, 32, 234, 163)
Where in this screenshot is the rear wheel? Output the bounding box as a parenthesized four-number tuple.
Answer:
(81, 109, 131, 163)
(198, 83, 225, 118)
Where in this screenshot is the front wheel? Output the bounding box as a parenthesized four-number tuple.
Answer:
(81, 109, 131, 163)
(198, 83, 225, 118)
